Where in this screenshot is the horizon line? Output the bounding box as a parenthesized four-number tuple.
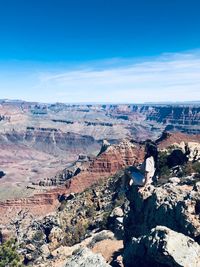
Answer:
(1, 98, 200, 106)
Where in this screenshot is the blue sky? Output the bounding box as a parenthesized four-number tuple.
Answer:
(0, 0, 200, 103)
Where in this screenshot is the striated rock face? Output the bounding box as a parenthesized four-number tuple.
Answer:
(0, 139, 141, 225)
(0, 128, 100, 157)
(123, 176, 200, 267)
(36, 139, 144, 195)
(124, 226, 200, 267)
(58, 140, 144, 195)
(108, 104, 200, 134)
(143, 105, 200, 134)
(88, 140, 144, 174)
(64, 247, 111, 267)
(0, 192, 61, 224)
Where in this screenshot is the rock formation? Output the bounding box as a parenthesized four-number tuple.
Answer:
(123, 226, 200, 267)
(0, 139, 143, 224)
(64, 247, 111, 267)
(123, 176, 200, 266)
(156, 132, 200, 151)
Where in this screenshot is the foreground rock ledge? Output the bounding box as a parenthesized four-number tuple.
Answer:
(123, 176, 200, 267)
(124, 225, 200, 267)
(124, 178, 200, 242)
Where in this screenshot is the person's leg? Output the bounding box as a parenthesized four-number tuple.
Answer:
(145, 173, 153, 185)
(138, 173, 153, 192)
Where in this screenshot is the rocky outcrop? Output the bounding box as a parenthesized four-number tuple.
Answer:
(157, 132, 200, 150)
(88, 140, 144, 173)
(98, 140, 111, 155)
(37, 139, 144, 194)
(54, 140, 144, 196)
(64, 248, 111, 267)
(31, 230, 121, 267)
(109, 207, 124, 239)
(1, 138, 200, 267)
(123, 176, 200, 266)
(124, 226, 200, 267)
(125, 177, 200, 242)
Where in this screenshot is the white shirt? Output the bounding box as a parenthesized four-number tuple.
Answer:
(145, 156, 155, 178)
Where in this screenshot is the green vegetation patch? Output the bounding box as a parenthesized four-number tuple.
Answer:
(0, 239, 24, 267)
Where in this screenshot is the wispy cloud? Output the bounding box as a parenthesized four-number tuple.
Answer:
(1, 51, 200, 103)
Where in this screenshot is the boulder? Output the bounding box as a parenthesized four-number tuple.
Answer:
(110, 207, 124, 218)
(109, 207, 124, 239)
(168, 177, 181, 184)
(64, 247, 111, 267)
(26, 243, 36, 252)
(40, 244, 50, 259)
(123, 226, 200, 267)
(48, 226, 63, 244)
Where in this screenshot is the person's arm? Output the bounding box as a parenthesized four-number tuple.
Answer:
(143, 157, 151, 186)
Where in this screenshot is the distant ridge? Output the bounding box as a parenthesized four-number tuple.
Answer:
(0, 98, 200, 105)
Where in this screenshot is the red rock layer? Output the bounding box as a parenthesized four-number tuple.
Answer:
(0, 192, 61, 224)
(157, 132, 200, 149)
(88, 140, 144, 173)
(0, 140, 144, 224)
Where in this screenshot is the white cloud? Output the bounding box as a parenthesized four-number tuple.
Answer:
(0, 51, 200, 103)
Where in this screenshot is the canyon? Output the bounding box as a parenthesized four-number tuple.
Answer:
(0, 131, 199, 266)
(0, 130, 199, 226)
(0, 99, 199, 266)
(0, 100, 199, 216)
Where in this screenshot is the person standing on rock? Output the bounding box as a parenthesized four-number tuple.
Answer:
(129, 140, 158, 187)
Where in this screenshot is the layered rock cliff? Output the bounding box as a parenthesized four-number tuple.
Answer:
(0, 139, 143, 225)
(0, 128, 100, 157)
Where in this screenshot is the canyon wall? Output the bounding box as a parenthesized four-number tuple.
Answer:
(0, 140, 144, 224)
(0, 128, 100, 157)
